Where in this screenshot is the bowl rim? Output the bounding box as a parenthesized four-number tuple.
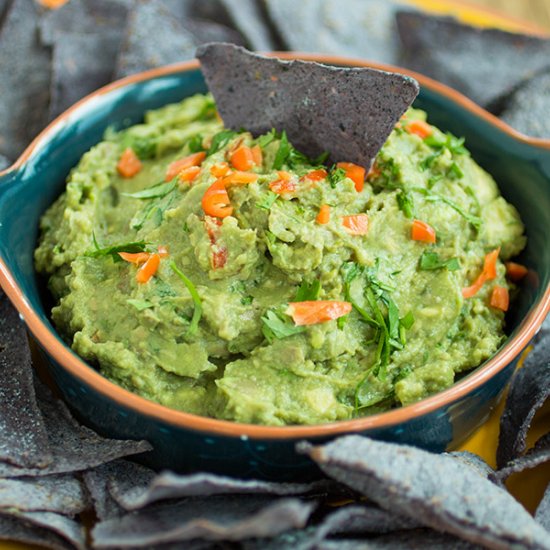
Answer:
(1, 54, 549, 440)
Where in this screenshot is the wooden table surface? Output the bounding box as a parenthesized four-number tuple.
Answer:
(468, 0, 550, 31)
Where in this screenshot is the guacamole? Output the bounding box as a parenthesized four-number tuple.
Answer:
(35, 94, 526, 425)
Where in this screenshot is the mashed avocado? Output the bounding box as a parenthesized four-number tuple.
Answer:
(35, 93, 526, 425)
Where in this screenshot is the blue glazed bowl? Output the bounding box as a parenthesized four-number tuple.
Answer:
(0, 55, 549, 481)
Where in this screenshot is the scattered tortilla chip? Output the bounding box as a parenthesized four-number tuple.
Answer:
(83, 460, 148, 521)
(115, 0, 197, 79)
(500, 71, 550, 139)
(39, 0, 131, 45)
(110, 470, 339, 511)
(49, 31, 119, 118)
(536, 482, 550, 531)
(396, 10, 550, 109)
(0, 513, 76, 550)
(317, 529, 483, 549)
(219, 0, 277, 51)
(264, 0, 405, 65)
(0, 293, 52, 468)
(300, 436, 550, 549)
(446, 451, 493, 478)
(492, 433, 550, 485)
(497, 337, 550, 468)
(92, 495, 315, 547)
(0, 378, 152, 477)
(0, 510, 85, 550)
(0, 475, 89, 516)
(0, 0, 51, 159)
(197, 43, 419, 169)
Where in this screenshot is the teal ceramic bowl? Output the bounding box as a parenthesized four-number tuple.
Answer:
(0, 55, 549, 481)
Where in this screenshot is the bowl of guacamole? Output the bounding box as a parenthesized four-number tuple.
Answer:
(35, 90, 526, 426)
(0, 54, 547, 478)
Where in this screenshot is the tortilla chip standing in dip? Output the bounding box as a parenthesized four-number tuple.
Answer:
(34, 44, 526, 426)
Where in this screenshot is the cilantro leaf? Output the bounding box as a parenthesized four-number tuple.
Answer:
(207, 130, 238, 156)
(272, 130, 291, 170)
(188, 134, 204, 153)
(86, 236, 148, 262)
(328, 165, 346, 188)
(170, 262, 202, 336)
(261, 310, 305, 343)
(400, 311, 415, 330)
(122, 180, 176, 200)
(256, 129, 277, 148)
(396, 190, 415, 218)
(295, 279, 321, 301)
(420, 251, 461, 271)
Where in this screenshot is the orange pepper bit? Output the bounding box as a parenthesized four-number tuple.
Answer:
(269, 171, 296, 195)
(337, 162, 366, 192)
(342, 214, 369, 235)
(300, 169, 328, 183)
(118, 251, 150, 264)
(136, 253, 160, 284)
(210, 162, 231, 178)
(462, 248, 500, 298)
(165, 152, 206, 181)
(177, 165, 201, 183)
(411, 219, 436, 244)
(316, 204, 330, 225)
(251, 145, 263, 167)
(505, 261, 528, 282)
(405, 119, 433, 139)
(202, 180, 233, 218)
(221, 171, 258, 186)
(229, 146, 256, 171)
(286, 301, 352, 326)
(490, 286, 509, 311)
(117, 148, 142, 178)
(204, 217, 227, 269)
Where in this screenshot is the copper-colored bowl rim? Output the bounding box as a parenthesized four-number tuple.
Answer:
(0, 54, 549, 440)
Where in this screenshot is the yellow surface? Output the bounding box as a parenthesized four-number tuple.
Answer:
(2, 0, 549, 548)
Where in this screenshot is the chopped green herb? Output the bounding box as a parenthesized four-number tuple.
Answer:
(241, 295, 254, 306)
(272, 130, 291, 170)
(256, 191, 278, 210)
(328, 165, 346, 188)
(261, 310, 305, 343)
(396, 190, 415, 218)
(256, 129, 277, 148)
(121, 135, 156, 159)
(86, 236, 148, 262)
(126, 299, 154, 311)
(419, 251, 461, 271)
(312, 151, 330, 165)
(337, 315, 348, 330)
(170, 261, 202, 336)
(424, 132, 467, 155)
(207, 130, 238, 156)
(188, 134, 204, 153)
(400, 311, 415, 330)
(448, 161, 464, 179)
(295, 279, 321, 301)
(122, 180, 176, 200)
(420, 150, 443, 171)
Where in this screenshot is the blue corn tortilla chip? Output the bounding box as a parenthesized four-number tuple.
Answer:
(264, 0, 406, 65)
(50, 31, 120, 118)
(0, 474, 89, 516)
(197, 43, 419, 170)
(0, 377, 152, 477)
(492, 433, 550, 485)
(39, 0, 132, 45)
(446, 451, 494, 478)
(219, 0, 277, 51)
(91, 495, 315, 547)
(500, 71, 550, 139)
(84, 460, 153, 521)
(300, 436, 550, 550)
(181, 17, 245, 48)
(536, 482, 550, 531)
(396, 10, 550, 110)
(497, 337, 550, 468)
(0, 513, 76, 550)
(0, 510, 86, 550)
(0, 293, 52, 468)
(110, 470, 339, 511)
(0, 0, 51, 159)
